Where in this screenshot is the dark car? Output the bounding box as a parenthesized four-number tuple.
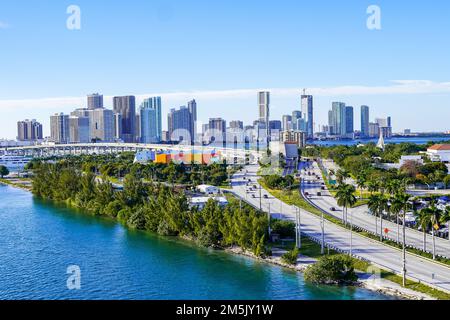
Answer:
(263, 195, 268, 199)
(317, 192, 322, 196)
(330, 207, 336, 211)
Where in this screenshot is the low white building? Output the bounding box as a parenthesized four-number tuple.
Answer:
(399, 155, 424, 166)
(189, 196, 228, 210)
(196, 184, 219, 195)
(427, 144, 450, 162)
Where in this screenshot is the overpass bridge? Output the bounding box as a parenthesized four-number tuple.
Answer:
(0, 143, 263, 165)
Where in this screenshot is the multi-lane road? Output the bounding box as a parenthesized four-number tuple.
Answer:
(301, 160, 450, 259)
(229, 164, 450, 293)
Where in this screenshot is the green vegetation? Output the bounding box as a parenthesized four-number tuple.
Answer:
(27, 153, 230, 187)
(261, 174, 295, 190)
(304, 255, 358, 285)
(30, 161, 268, 257)
(281, 248, 299, 265)
(0, 165, 9, 178)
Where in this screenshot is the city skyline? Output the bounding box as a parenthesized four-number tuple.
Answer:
(2, 1, 450, 137)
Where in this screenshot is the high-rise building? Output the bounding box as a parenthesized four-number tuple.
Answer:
(301, 94, 314, 138)
(360, 105, 370, 138)
(292, 110, 302, 131)
(113, 113, 122, 141)
(113, 96, 136, 143)
(269, 120, 282, 131)
(135, 114, 141, 142)
(258, 91, 270, 136)
(208, 118, 227, 145)
(69, 116, 90, 143)
(229, 120, 244, 130)
(17, 119, 43, 141)
(161, 130, 170, 143)
(330, 102, 346, 136)
(50, 113, 70, 143)
(328, 110, 335, 135)
(282, 115, 292, 131)
(280, 130, 307, 148)
(369, 122, 380, 138)
(87, 93, 103, 110)
(345, 106, 354, 135)
(140, 97, 162, 144)
(188, 99, 197, 142)
(168, 106, 193, 143)
(89, 108, 114, 142)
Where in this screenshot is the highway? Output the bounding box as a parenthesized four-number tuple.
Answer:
(230, 164, 450, 293)
(302, 160, 450, 259)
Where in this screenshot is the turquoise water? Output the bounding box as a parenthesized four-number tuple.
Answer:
(0, 185, 392, 300)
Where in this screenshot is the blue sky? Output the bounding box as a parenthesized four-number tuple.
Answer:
(1, 0, 450, 138)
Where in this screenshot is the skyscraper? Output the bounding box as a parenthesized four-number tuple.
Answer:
(360, 105, 370, 138)
(282, 115, 292, 131)
(140, 97, 162, 144)
(113, 96, 136, 143)
(301, 94, 314, 138)
(208, 118, 227, 146)
(168, 106, 193, 143)
(292, 110, 302, 131)
(113, 113, 122, 141)
(87, 93, 103, 110)
(258, 91, 270, 136)
(188, 99, 197, 142)
(331, 102, 346, 136)
(89, 108, 114, 142)
(69, 115, 90, 143)
(17, 119, 43, 141)
(229, 120, 244, 129)
(50, 113, 70, 143)
(345, 106, 354, 135)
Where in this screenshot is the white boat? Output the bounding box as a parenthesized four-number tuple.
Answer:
(0, 155, 32, 170)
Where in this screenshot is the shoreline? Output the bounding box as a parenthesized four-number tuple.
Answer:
(1, 181, 435, 300)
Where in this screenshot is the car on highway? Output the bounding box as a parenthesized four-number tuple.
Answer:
(330, 207, 336, 211)
(263, 195, 268, 199)
(316, 192, 322, 196)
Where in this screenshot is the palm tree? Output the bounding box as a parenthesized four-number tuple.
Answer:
(335, 183, 357, 254)
(368, 194, 381, 238)
(422, 203, 442, 260)
(390, 193, 410, 244)
(356, 173, 367, 200)
(440, 206, 450, 242)
(396, 193, 410, 287)
(415, 209, 430, 252)
(366, 180, 379, 195)
(336, 169, 350, 186)
(336, 183, 357, 225)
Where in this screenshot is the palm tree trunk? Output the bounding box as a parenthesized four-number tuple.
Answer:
(432, 228, 436, 260)
(374, 214, 377, 238)
(423, 229, 426, 252)
(402, 214, 407, 287)
(380, 210, 383, 242)
(397, 212, 400, 243)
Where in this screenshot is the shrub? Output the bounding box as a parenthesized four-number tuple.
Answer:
(304, 255, 358, 285)
(281, 248, 299, 265)
(270, 219, 295, 238)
